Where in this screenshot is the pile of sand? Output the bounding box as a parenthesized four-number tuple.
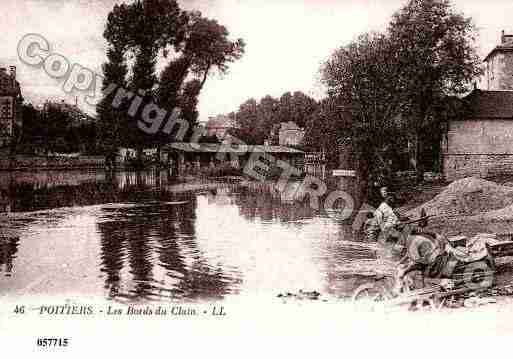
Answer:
(408, 177, 513, 217)
(470, 204, 513, 222)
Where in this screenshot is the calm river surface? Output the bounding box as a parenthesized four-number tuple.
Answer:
(0, 170, 391, 302)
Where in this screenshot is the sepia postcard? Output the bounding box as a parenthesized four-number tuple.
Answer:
(1, 0, 513, 356)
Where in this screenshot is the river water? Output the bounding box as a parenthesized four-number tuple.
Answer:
(0, 170, 392, 303)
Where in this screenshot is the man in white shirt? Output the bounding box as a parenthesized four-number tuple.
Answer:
(374, 187, 400, 240)
(364, 186, 401, 242)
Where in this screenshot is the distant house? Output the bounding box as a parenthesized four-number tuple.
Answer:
(205, 115, 235, 139)
(0, 66, 22, 148)
(442, 31, 513, 180)
(484, 30, 513, 91)
(278, 121, 305, 147)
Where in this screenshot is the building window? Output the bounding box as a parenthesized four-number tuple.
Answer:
(0, 97, 13, 119)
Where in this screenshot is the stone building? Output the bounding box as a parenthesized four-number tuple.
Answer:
(205, 115, 235, 139)
(484, 30, 513, 90)
(0, 66, 23, 148)
(278, 121, 304, 146)
(442, 31, 513, 180)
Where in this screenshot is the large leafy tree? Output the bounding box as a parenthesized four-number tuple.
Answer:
(388, 0, 482, 181)
(276, 91, 318, 128)
(98, 0, 245, 158)
(321, 32, 404, 188)
(303, 96, 349, 167)
(229, 98, 260, 144)
(318, 0, 481, 191)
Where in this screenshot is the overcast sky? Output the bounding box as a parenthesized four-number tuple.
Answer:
(1, 0, 513, 121)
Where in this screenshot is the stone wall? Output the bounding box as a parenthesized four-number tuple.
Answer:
(445, 119, 513, 154)
(442, 119, 513, 180)
(443, 154, 513, 180)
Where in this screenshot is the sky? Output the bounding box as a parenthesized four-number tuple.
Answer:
(1, 0, 513, 121)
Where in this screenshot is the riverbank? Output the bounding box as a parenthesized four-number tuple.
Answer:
(0, 155, 105, 170)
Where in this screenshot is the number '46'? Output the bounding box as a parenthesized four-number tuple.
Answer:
(14, 305, 25, 314)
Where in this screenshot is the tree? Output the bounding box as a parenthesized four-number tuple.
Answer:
(388, 0, 482, 181)
(229, 91, 318, 145)
(277, 91, 318, 128)
(319, 0, 482, 193)
(229, 98, 260, 144)
(98, 5, 130, 160)
(321, 32, 405, 189)
(303, 96, 348, 166)
(156, 10, 245, 142)
(98, 0, 245, 161)
(180, 11, 245, 91)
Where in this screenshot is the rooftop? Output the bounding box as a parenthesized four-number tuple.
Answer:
(164, 142, 304, 154)
(484, 31, 513, 62)
(463, 89, 513, 119)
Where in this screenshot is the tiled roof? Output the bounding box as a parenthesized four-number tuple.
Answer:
(463, 90, 513, 119)
(484, 40, 513, 62)
(165, 142, 304, 153)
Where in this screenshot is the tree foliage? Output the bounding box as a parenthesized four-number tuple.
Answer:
(229, 91, 318, 145)
(21, 103, 97, 154)
(318, 0, 482, 183)
(303, 96, 349, 166)
(98, 0, 245, 154)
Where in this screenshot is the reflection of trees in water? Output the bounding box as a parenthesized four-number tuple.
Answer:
(234, 183, 317, 223)
(97, 206, 157, 301)
(0, 236, 19, 276)
(98, 218, 126, 298)
(126, 216, 154, 300)
(157, 199, 238, 300)
(97, 194, 237, 301)
(0, 170, 178, 212)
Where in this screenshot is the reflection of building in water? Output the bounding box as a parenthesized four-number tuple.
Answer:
(0, 236, 19, 276)
(233, 182, 317, 223)
(115, 170, 169, 190)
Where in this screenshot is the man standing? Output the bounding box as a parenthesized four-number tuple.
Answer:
(375, 186, 400, 241)
(364, 186, 401, 242)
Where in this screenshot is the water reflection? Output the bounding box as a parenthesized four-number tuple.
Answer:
(0, 236, 19, 276)
(0, 170, 178, 213)
(0, 170, 383, 301)
(97, 197, 238, 301)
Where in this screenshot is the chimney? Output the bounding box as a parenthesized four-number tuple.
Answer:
(9, 66, 16, 80)
(502, 30, 506, 44)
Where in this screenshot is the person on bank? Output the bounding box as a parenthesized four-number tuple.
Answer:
(364, 186, 407, 242)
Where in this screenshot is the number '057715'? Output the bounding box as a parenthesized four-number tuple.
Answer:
(36, 338, 69, 348)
